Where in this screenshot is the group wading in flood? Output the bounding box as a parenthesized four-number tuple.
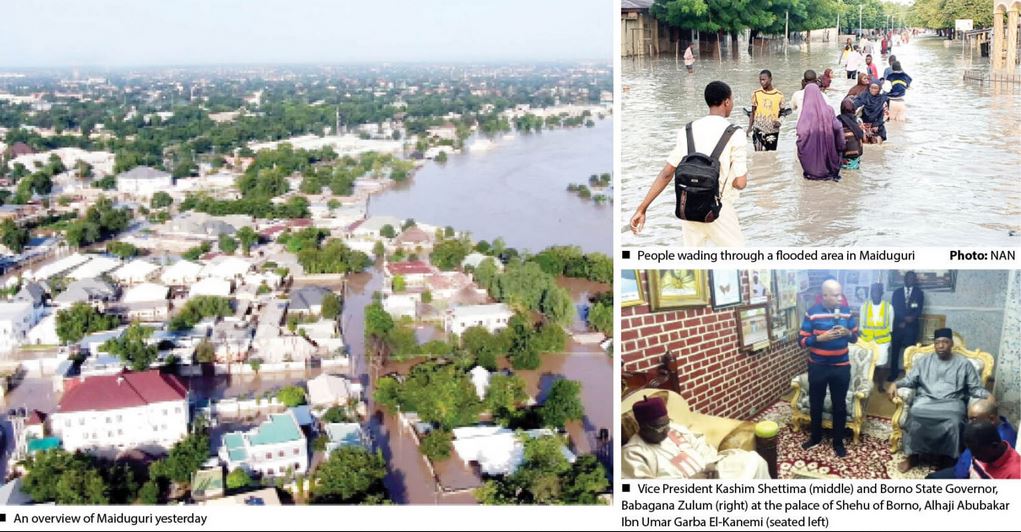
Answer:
(629, 30, 913, 247)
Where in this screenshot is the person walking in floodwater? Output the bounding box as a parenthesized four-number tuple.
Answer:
(854, 82, 890, 142)
(748, 70, 785, 152)
(796, 84, 844, 181)
(845, 45, 864, 80)
(684, 44, 695, 73)
(864, 54, 879, 82)
(846, 72, 870, 99)
(837, 98, 865, 170)
(886, 61, 912, 122)
(629, 81, 748, 247)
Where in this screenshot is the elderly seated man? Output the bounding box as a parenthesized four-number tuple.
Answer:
(622, 395, 769, 479)
(886, 328, 990, 473)
(926, 397, 1017, 479)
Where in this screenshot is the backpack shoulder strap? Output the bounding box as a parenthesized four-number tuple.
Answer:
(710, 124, 740, 160)
(685, 122, 695, 155)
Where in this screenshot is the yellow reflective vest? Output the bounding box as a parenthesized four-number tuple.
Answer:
(859, 301, 892, 344)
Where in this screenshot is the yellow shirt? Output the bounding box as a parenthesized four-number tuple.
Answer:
(751, 88, 785, 121)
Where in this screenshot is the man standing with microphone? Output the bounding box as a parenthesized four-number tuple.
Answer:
(799, 279, 859, 458)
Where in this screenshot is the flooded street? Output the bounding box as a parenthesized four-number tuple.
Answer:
(370, 118, 613, 254)
(622, 36, 1021, 246)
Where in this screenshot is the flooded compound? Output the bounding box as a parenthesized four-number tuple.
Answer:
(622, 36, 1021, 247)
(371, 118, 613, 254)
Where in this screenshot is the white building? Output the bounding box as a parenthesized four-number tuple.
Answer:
(0, 301, 35, 353)
(189, 278, 233, 298)
(382, 292, 420, 320)
(445, 303, 514, 336)
(199, 256, 253, 281)
(307, 374, 362, 409)
(67, 256, 121, 281)
(50, 371, 189, 454)
(26, 313, 59, 346)
(450, 427, 575, 477)
(110, 259, 160, 285)
(219, 411, 308, 478)
(160, 260, 203, 286)
(116, 166, 173, 196)
(349, 215, 402, 240)
(121, 282, 169, 304)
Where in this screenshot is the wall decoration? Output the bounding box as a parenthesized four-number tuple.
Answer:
(709, 269, 742, 310)
(776, 270, 799, 310)
(648, 270, 709, 310)
(889, 270, 957, 293)
(738, 305, 771, 351)
(748, 269, 772, 305)
(621, 270, 646, 307)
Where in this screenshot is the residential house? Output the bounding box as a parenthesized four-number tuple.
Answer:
(14, 280, 49, 323)
(426, 124, 458, 141)
(295, 319, 345, 354)
(0, 301, 36, 353)
(323, 423, 368, 457)
(393, 226, 434, 252)
(115, 282, 170, 321)
(425, 271, 477, 303)
(50, 370, 189, 454)
(348, 215, 402, 240)
(29, 252, 91, 281)
(200, 255, 253, 281)
(160, 259, 203, 286)
(462, 252, 501, 272)
(219, 411, 308, 478)
(188, 277, 233, 298)
(288, 285, 331, 317)
(382, 292, 420, 320)
(67, 256, 121, 281)
(53, 278, 117, 309)
(116, 166, 173, 197)
(78, 328, 124, 356)
(110, 259, 160, 285)
(384, 260, 434, 290)
(210, 321, 253, 363)
(450, 427, 575, 477)
(445, 303, 514, 336)
(306, 373, 362, 409)
(26, 313, 59, 346)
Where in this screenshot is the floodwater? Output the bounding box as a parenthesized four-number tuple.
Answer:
(370, 118, 613, 254)
(622, 36, 1021, 247)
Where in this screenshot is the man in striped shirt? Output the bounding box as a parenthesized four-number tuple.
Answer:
(799, 279, 859, 457)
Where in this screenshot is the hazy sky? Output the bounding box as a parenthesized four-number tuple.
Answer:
(0, 0, 612, 68)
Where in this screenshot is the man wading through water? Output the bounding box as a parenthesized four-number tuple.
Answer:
(629, 81, 748, 247)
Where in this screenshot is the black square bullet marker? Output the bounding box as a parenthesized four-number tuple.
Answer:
(622, 250, 631, 259)
(1, 513, 6, 522)
(622, 484, 630, 493)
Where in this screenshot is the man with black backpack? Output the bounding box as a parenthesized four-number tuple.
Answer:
(629, 81, 748, 247)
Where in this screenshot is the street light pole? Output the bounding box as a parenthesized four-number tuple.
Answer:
(859, 5, 863, 37)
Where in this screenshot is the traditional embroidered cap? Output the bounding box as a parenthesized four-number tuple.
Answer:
(934, 328, 953, 340)
(632, 395, 668, 425)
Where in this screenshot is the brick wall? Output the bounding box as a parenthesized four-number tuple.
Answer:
(621, 270, 807, 419)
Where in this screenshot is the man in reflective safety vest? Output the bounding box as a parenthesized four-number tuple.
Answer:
(858, 282, 893, 372)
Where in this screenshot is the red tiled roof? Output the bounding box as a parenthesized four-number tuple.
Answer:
(57, 370, 187, 413)
(386, 261, 433, 276)
(395, 226, 433, 244)
(287, 219, 312, 228)
(27, 410, 47, 425)
(8, 142, 34, 157)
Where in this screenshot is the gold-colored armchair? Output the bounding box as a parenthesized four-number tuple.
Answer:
(621, 389, 756, 455)
(789, 340, 880, 444)
(889, 334, 994, 452)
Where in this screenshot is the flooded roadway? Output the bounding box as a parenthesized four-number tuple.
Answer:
(621, 36, 1021, 247)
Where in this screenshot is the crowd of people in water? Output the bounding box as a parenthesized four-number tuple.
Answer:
(744, 31, 914, 180)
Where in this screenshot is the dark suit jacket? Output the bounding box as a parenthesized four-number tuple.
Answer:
(891, 286, 924, 338)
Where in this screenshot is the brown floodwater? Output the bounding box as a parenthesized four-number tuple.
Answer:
(622, 36, 1021, 246)
(369, 119, 613, 254)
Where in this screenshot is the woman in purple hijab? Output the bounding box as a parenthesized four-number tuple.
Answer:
(796, 83, 845, 181)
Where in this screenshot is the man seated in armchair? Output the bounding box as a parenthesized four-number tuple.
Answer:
(885, 328, 990, 473)
(622, 396, 769, 479)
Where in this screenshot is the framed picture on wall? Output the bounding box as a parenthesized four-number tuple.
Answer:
(889, 270, 957, 292)
(919, 314, 947, 345)
(621, 270, 646, 307)
(648, 270, 709, 310)
(748, 269, 772, 305)
(737, 304, 771, 351)
(710, 269, 742, 310)
(776, 270, 799, 310)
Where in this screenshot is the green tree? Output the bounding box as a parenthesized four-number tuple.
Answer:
(485, 374, 529, 425)
(476, 435, 607, 505)
(150, 191, 173, 209)
(430, 238, 472, 271)
(587, 297, 613, 337)
(226, 468, 252, 490)
(218, 233, 238, 255)
(55, 302, 120, 344)
(21, 449, 109, 505)
(149, 429, 211, 485)
(419, 429, 454, 461)
(194, 340, 216, 364)
(379, 224, 397, 239)
(310, 447, 387, 504)
(277, 385, 307, 407)
(101, 323, 158, 371)
(236, 226, 258, 256)
(321, 292, 341, 320)
(539, 379, 584, 429)
(0, 218, 29, 253)
(372, 240, 385, 260)
(392, 275, 406, 293)
(106, 241, 138, 259)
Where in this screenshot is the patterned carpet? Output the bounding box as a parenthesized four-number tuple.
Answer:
(753, 401, 942, 479)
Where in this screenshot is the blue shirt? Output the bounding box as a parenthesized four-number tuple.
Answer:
(886, 72, 912, 98)
(954, 417, 1018, 478)
(799, 304, 860, 366)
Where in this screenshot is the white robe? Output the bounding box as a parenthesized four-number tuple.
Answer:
(622, 421, 769, 480)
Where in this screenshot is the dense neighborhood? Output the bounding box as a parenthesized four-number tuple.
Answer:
(0, 64, 613, 506)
